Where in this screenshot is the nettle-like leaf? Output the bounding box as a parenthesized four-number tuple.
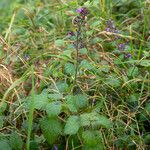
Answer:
(82, 130, 104, 150)
(74, 94, 88, 109)
(55, 39, 64, 47)
(0, 116, 4, 128)
(40, 117, 62, 145)
(64, 63, 75, 76)
(48, 93, 63, 100)
(80, 59, 94, 70)
(66, 95, 78, 112)
(9, 132, 23, 150)
(64, 116, 80, 135)
(105, 76, 121, 88)
(127, 67, 139, 77)
(56, 81, 68, 93)
(80, 112, 112, 129)
(139, 60, 150, 67)
(0, 140, 11, 150)
(25, 92, 49, 110)
(65, 94, 89, 112)
(46, 101, 62, 117)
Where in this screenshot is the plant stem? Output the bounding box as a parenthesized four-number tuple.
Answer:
(26, 65, 35, 150)
(74, 23, 81, 85)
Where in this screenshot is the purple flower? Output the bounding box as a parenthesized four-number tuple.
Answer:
(118, 43, 125, 51)
(105, 28, 111, 32)
(54, 145, 58, 150)
(76, 7, 89, 16)
(67, 31, 75, 37)
(125, 53, 132, 58)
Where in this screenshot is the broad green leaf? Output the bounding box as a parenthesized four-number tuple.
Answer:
(56, 81, 68, 93)
(64, 63, 75, 76)
(0, 103, 7, 114)
(34, 93, 49, 110)
(0, 140, 11, 150)
(66, 95, 78, 112)
(74, 94, 88, 109)
(139, 60, 150, 67)
(46, 101, 62, 117)
(105, 76, 121, 87)
(0, 116, 4, 128)
(40, 117, 62, 145)
(64, 116, 80, 135)
(9, 132, 23, 150)
(82, 130, 104, 149)
(80, 112, 112, 128)
(80, 60, 93, 70)
(48, 93, 63, 100)
(127, 67, 138, 77)
(55, 39, 64, 47)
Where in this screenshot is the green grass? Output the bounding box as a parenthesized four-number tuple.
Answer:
(0, 0, 150, 149)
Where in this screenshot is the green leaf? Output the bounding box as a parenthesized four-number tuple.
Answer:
(105, 76, 121, 87)
(64, 116, 80, 135)
(40, 117, 62, 145)
(80, 112, 112, 128)
(55, 39, 64, 47)
(56, 81, 68, 93)
(0, 140, 11, 150)
(0, 116, 4, 128)
(9, 132, 23, 150)
(80, 60, 93, 70)
(0, 103, 7, 114)
(139, 60, 150, 67)
(48, 93, 63, 100)
(64, 63, 75, 76)
(82, 130, 104, 149)
(74, 94, 88, 109)
(127, 67, 138, 77)
(34, 93, 49, 110)
(46, 101, 62, 117)
(66, 95, 78, 112)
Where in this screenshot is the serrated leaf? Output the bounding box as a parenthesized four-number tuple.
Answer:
(40, 117, 62, 145)
(80, 60, 93, 70)
(64, 63, 75, 76)
(66, 95, 78, 112)
(46, 101, 62, 117)
(9, 132, 23, 150)
(127, 67, 138, 77)
(105, 76, 121, 87)
(139, 60, 150, 67)
(25, 92, 49, 110)
(55, 39, 64, 47)
(80, 112, 112, 128)
(64, 116, 80, 135)
(0, 103, 7, 114)
(56, 81, 68, 93)
(48, 93, 63, 100)
(82, 130, 104, 149)
(74, 94, 88, 109)
(0, 116, 4, 128)
(0, 140, 11, 150)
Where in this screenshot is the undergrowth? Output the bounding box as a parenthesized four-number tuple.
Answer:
(0, 0, 150, 150)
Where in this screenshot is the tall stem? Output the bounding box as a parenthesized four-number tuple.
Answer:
(74, 23, 81, 85)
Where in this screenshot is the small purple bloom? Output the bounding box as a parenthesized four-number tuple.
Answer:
(125, 53, 132, 58)
(24, 55, 30, 61)
(118, 43, 125, 51)
(76, 8, 84, 13)
(67, 31, 75, 37)
(76, 7, 89, 16)
(54, 145, 58, 150)
(105, 28, 111, 32)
